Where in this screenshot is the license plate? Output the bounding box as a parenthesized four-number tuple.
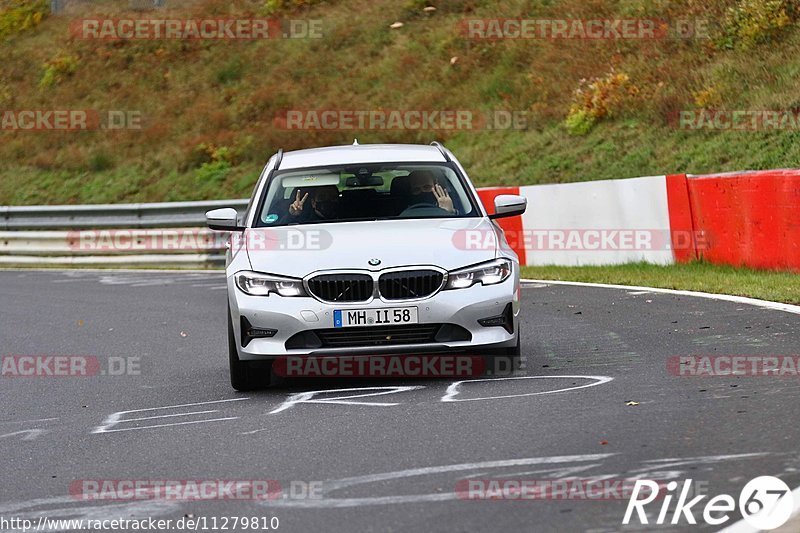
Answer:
(333, 307, 418, 328)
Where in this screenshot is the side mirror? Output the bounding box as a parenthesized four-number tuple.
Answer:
(489, 194, 527, 219)
(206, 208, 244, 231)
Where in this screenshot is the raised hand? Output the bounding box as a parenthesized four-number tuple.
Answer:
(433, 183, 455, 213)
(289, 190, 309, 216)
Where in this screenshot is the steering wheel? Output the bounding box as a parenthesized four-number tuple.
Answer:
(401, 203, 449, 215)
(405, 202, 436, 210)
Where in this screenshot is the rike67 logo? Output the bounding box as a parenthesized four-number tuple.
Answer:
(623, 476, 794, 530)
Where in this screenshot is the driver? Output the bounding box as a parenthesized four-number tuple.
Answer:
(407, 170, 455, 214)
(286, 185, 340, 222)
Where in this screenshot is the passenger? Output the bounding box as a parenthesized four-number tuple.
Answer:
(406, 170, 455, 214)
(287, 185, 341, 222)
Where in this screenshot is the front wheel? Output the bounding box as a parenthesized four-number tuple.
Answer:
(481, 333, 521, 376)
(485, 332, 520, 356)
(228, 308, 271, 391)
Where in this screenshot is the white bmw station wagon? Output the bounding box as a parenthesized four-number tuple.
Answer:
(206, 142, 527, 390)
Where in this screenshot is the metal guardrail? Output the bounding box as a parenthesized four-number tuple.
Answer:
(0, 228, 228, 268)
(0, 199, 249, 230)
(0, 200, 247, 268)
(0, 253, 225, 268)
(0, 229, 228, 255)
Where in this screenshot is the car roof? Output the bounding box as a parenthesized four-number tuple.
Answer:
(278, 144, 447, 170)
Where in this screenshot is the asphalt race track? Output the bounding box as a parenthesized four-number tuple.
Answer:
(1, 270, 799, 532)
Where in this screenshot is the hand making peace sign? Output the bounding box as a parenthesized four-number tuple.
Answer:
(289, 190, 309, 216)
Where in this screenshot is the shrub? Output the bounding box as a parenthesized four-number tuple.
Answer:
(195, 160, 232, 184)
(720, 0, 794, 49)
(693, 87, 723, 108)
(0, 83, 11, 106)
(39, 53, 79, 88)
(263, 0, 324, 15)
(564, 109, 596, 136)
(0, 0, 47, 40)
(215, 59, 244, 85)
(565, 71, 638, 135)
(88, 152, 113, 172)
(185, 142, 236, 168)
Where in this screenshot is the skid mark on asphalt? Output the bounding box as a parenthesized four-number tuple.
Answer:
(691, 334, 773, 348)
(531, 318, 642, 371)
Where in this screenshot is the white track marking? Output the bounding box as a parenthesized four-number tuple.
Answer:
(0, 495, 178, 531)
(324, 454, 612, 490)
(483, 463, 604, 480)
(0, 417, 58, 426)
(121, 410, 219, 423)
(261, 454, 616, 508)
(95, 417, 238, 433)
(0, 429, 47, 441)
(441, 375, 613, 402)
(268, 386, 424, 415)
(633, 453, 768, 468)
(523, 279, 800, 315)
(92, 398, 248, 433)
(260, 452, 778, 510)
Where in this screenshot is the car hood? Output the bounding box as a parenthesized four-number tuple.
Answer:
(244, 218, 504, 276)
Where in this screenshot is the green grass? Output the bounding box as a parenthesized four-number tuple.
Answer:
(521, 262, 800, 304)
(1, 0, 800, 204)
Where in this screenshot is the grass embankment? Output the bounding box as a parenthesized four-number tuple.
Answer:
(521, 262, 800, 304)
(1, 0, 800, 204)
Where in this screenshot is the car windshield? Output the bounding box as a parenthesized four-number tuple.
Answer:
(254, 163, 479, 227)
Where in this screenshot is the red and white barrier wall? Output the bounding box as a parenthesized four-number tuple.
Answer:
(477, 169, 800, 271)
(682, 170, 800, 271)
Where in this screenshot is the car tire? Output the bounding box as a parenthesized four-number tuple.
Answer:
(506, 332, 521, 357)
(228, 307, 271, 391)
(485, 331, 521, 356)
(481, 332, 521, 376)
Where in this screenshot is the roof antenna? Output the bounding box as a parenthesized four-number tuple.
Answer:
(352, 138, 359, 146)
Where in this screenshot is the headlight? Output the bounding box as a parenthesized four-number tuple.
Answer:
(234, 271, 307, 297)
(444, 259, 512, 290)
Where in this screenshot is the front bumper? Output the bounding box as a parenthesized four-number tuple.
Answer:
(229, 274, 519, 361)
